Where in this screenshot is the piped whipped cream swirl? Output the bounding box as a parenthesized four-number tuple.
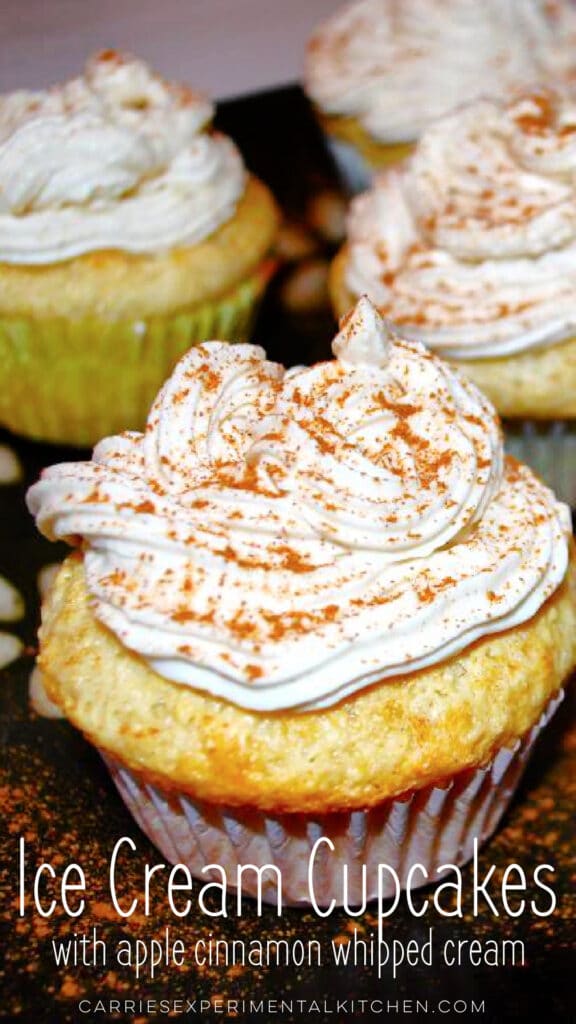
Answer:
(345, 91, 576, 358)
(0, 51, 245, 263)
(28, 299, 570, 711)
(306, 0, 576, 143)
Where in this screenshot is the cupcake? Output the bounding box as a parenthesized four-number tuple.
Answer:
(27, 298, 576, 906)
(0, 51, 279, 446)
(332, 90, 576, 503)
(305, 0, 576, 193)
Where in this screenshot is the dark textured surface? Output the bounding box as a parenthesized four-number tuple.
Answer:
(0, 86, 575, 1024)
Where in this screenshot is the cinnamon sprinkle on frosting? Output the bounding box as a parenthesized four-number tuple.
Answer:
(305, 0, 576, 144)
(345, 87, 576, 359)
(27, 301, 570, 711)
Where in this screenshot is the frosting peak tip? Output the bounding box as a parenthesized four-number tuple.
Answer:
(332, 296, 391, 368)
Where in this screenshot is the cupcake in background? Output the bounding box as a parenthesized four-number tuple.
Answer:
(0, 51, 279, 445)
(305, 0, 576, 193)
(27, 299, 576, 906)
(331, 89, 576, 503)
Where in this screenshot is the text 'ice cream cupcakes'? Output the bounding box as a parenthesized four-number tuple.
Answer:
(0, 51, 279, 445)
(305, 0, 576, 192)
(332, 90, 576, 501)
(27, 299, 576, 906)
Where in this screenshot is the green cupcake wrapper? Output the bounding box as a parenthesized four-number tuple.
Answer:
(0, 266, 270, 446)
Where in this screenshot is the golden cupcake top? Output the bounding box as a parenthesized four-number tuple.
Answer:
(342, 89, 576, 359)
(27, 299, 570, 712)
(0, 50, 246, 263)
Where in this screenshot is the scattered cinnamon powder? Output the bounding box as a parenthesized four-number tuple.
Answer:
(513, 91, 555, 135)
(245, 664, 264, 681)
(171, 609, 195, 624)
(198, 363, 222, 392)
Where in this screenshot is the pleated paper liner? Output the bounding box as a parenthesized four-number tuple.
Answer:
(0, 259, 275, 447)
(102, 690, 562, 909)
(504, 420, 576, 509)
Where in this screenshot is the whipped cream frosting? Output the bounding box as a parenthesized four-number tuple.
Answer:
(306, 0, 576, 144)
(345, 91, 576, 359)
(0, 51, 245, 263)
(28, 299, 570, 711)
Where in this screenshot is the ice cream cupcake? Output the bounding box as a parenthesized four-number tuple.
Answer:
(27, 299, 576, 906)
(0, 51, 279, 445)
(332, 90, 576, 502)
(305, 0, 576, 192)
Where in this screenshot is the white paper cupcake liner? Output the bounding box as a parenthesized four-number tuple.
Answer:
(503, 420, 576, 508)
(324, 136, 374, 195)
(102, 691, 562, 908)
